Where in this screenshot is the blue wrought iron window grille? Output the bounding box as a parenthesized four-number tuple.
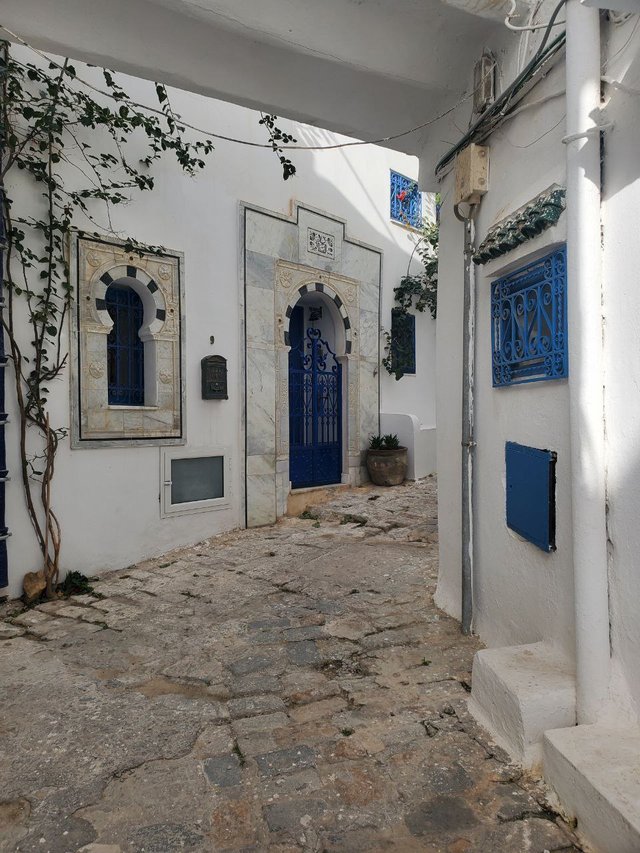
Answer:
(391, 309, 416, 376)
(491, 245, 567, 387)
(106, 284, 145, 406)
(390, 170, 422, 229)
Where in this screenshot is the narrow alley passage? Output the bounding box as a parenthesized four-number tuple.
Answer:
(0, 479, 582, 852)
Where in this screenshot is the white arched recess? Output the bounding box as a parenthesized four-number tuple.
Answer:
(242, 202, 382, 528)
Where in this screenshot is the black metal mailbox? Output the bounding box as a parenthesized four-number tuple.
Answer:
(201, 355, 228, 400)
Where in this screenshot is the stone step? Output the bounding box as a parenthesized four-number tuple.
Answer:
(544, 723, 640, 853)
(468, 641, 576, 768)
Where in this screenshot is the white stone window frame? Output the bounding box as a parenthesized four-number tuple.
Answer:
(70, 235, 186, 448)
(160, 446, 231, 518)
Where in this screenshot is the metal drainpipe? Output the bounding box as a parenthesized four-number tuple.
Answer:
(0, 43, 9, 592)
(565, 0, 610, 722)
(456, 203, 478, 635)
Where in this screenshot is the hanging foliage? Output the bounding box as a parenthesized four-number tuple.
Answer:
(382, 218, 439, 380)
(0, 42, 296, 599)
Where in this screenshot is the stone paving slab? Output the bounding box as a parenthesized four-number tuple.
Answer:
(0, 477, 583, 852)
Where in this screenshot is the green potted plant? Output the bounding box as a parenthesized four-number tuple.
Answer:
(366, 434, 408, 486)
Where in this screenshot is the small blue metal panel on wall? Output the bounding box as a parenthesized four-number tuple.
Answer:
(505, 442, 556, 552)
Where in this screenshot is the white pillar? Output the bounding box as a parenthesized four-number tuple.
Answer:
(565, 0, 610, 724)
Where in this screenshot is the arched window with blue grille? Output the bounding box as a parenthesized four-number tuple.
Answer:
(106, 284, 145, 406)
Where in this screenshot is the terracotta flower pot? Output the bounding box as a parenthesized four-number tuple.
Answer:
(366, 447, 408, 486)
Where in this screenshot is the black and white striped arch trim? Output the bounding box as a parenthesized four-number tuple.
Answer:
(94, 265, 166, 323)
(283, 282, 352, 354)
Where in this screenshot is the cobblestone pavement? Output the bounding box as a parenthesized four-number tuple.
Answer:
(0, 478, 583, 853)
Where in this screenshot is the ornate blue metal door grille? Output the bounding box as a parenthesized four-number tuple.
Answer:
(390, 170, 422, 229)
(106, 285, 145, 406)
(491, 245, 567, 387)
(289, 328, 342, 489)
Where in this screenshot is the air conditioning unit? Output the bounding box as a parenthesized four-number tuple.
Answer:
(580, 0, 639, 11)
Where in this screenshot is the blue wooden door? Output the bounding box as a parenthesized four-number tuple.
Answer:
(289, 317, 342, 489)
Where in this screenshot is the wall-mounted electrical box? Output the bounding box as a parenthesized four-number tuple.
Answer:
(454, 143, 489, 206)
(473, 53, 496, 115)
(201, 355, 228, 400)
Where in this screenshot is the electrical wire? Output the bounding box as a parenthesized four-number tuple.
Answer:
(505, 0, 565, 32)
(501, 113, 565, 147)
(0, 23, 487, 155)
(517, 1, 542, 71)
(603, 15, 640, 70)
(435, 0, 567, 176)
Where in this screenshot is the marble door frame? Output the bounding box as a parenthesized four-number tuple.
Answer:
(241, 202, 382, 528)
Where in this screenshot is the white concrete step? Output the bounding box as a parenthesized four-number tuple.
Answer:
(468, 642, 576, 768)
(544, 724, 640, 853)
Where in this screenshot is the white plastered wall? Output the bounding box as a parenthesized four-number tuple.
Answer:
(601, 20, 640, 722)
(3, 49, 435, 599)
(434, 60, 576, 662)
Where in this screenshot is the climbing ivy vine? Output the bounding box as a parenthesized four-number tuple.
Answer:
(0, 41, 296, 598)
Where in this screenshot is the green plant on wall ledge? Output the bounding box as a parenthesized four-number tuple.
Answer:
(382, 218, 439, 380)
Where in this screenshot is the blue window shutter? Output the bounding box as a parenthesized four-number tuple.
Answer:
(505, 441, 556, 552)
(391, 309, 416, 375)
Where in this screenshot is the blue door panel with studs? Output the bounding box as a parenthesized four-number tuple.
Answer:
(505, 441, 556, 552)
(289, 323, 342, 489)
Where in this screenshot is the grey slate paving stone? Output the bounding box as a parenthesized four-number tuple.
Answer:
(283, 625, 325, 641)
(248, 629, 285, 645)
(0, 478, 584, 853)
(494, 782, 544, 821)
(255, 745, 317, 777)
(286, 640, 321, 665)
(424, 761, 475, 795)
(232, 712, 290, 736)
(229, 654, 278, 676)
(230, 673, 282, 696)
(247, 617, 291, 631)
(262, 798, 328, 833)
(476, 817, 575, 852)
(0, 623, 25, 639)
(227, 695, 287, 719)
(129, 822, 205, 851)
(237, 732, 278, 757)
(405, 795, 479, 837)
(203, 753, 243, 787)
